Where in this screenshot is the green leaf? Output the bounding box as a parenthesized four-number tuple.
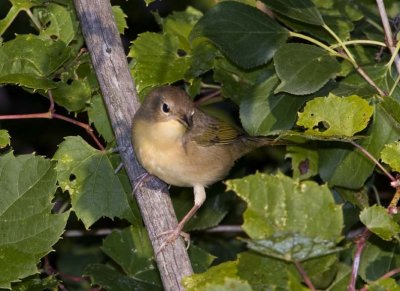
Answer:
(237, 251, 303, 290)
(112, 6, 128, 35)
(160, 6, 203, 48)
(129, 32, 190, 94)
(319, 102, 400, 188)
(201, 278, 252, 291)
(88, 94, 114, 143)
(0, 153, 68, 289)
(297, 94, 373, 137)
(0, 34, 73, 89)
(261, 0, 324, 25)
(190, 1, 289, 69)
(213, 57, 276, 104)
(286, 145, 319, 179)
(51, 78, 92, 112)
(226, 173, 343, 261)
(367, 278, 400, 291)
(11, 275, 59, 291)
(359, 236, 400, 282)
(53, 136, 136, 228)
(182, 261, 238, 290)
(274, 44, 340, 95)
(326, 262, 352, 291)
(360, 205, 400, 241)
(239, 75, 308, 135)
(102, 226, 162, 287)
(0, 130, 10, 149)
(381, 141, 400, 172)
(188, 245, 216, 274)
(35, 3, 80, 45)
(85, 264, 159, 291)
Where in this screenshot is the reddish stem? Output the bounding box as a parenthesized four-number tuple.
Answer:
(294, 260, 316, 291)
(359, 267, 400, 291)
(348, 229, 371, 291)
(0, 91, 105, 151)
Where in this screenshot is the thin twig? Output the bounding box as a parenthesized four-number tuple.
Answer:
(350, 140, 396, 182)
(376, 0, 400, 75)
(294, 261, 316, 291)
(355, 66, 387, 96)
(195, 89, 221, 106)
(348, 229, 371, 291)
(0, 91, 105, 151)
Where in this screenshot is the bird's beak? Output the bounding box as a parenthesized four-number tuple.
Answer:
(178, 113, 193, 129)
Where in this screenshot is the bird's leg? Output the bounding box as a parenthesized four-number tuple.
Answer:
(133, 172, 152, 193)
(156, 185, 206, 253)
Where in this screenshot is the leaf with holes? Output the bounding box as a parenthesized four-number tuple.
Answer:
(297, 93, 373, 137)
(53, 136, 136, 228)
(129, 32, 191, 95)
(0, 153, 68, 289)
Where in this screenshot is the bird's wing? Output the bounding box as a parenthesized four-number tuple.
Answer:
(189, 109, 245, 146)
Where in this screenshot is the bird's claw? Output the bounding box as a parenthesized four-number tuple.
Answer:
(155, 229, 190, 255)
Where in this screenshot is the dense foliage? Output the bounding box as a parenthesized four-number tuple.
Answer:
(1, 0, 400, 290)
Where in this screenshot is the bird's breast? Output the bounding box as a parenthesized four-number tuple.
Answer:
(132, 120, 233, 187)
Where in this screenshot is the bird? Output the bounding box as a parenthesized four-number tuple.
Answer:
(131, 86, 282, 249)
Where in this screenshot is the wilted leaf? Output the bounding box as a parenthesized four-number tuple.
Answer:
(297, 94, 373, 137)
(0, 153, 68, 289)
(190, 1, 289, 68)
(274, 44, 340, 95)
(360, 205, 400, 241)
(53, 136, 136, 228)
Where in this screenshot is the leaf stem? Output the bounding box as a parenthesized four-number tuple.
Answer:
(348, 229, 370, 291)
(349, 140, 396, 182)
(24, 8, 42, 31)
(0, 91, 105, 151)
(359, 268, 400, 291)
(0, 6, 20, 36)
(289, 31, 343, 58)
(329, 39, 386, 49)
(294, 261, 316, 291)
(323, 24, 356, 63)
(389, 73, 400, 96)
(376, 0, 400, 76)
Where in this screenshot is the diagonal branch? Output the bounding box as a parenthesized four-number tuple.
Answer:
(72, 1, 193, 290)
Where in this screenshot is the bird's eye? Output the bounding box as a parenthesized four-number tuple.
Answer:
(162, 102, 170, 113)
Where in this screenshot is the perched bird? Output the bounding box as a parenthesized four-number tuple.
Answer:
(131, 86, 281, 247)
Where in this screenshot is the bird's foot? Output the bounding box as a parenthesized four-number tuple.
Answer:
(133, 172, 152, 193)
(156, 229, 190, 255)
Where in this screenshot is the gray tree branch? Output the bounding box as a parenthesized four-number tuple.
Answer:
(72, 1, 193, 289)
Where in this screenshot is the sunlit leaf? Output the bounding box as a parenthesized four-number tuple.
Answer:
(381, 141, 400, 172)
(297, 94, 373, 137)
(0, 130, 10, 149)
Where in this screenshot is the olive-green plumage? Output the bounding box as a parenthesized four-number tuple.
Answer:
(131, 86, 278, 247)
